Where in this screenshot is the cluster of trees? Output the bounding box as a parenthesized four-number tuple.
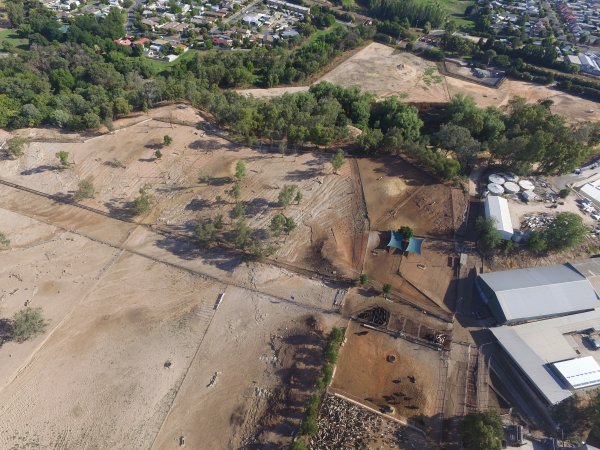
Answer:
(193, 83, 595, 180)
(477, 212, 589, 256)
(177, 24, 373, 89)
(460, 411, 503, 450)
(0, 1, 375, 130)
(360, 0, 447, 28)
(424, 29, 600, 102)
(295, 327, 346, 447)
(553, 390, 600, 444)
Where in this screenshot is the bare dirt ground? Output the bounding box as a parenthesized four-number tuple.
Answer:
(1, 105, 366, 278)
(356, 156, 460, 315)
(0, 104, 460, 449)
(0, 107, 357, 449)
(330, 321, 442, 423)
(357, 156, 455, 238)
(0, 199, 344, 449)
(239, 43, 600, 124)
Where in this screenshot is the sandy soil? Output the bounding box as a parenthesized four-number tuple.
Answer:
(239, 43, 600, 124)
(357, 156, 454, 238)
(0, 107, 366, 278)
(152, 287, 340, 450)
(0, 206, 344, 448)
(330, 321, 442, 421)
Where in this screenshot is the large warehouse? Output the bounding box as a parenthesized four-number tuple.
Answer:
(491, 310, 600, 405)
(477, 263, 600, 324)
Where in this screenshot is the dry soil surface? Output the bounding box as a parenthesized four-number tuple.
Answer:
(239, 43, 600, 124)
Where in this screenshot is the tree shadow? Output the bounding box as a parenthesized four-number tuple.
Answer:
(0, 318, 13, 346)
(185, 198, 212, 211)
(103, 199, 135, 220)
(198, 176, 232, 187)
(244, 197, 271, 216)
(154, 235, 243, 271)
(20, 165, 59, 176)
(284, 167, 322, 181)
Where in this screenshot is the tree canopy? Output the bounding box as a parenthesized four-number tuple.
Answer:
(460, 411, 503, 450)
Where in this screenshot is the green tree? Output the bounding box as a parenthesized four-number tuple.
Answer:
(543, 212, 587, 251)
(270, 214, 286, 236)
(74, 179, 96, 200)
(163, 135, 173, 146)
(154, 149, 162, 159)
(398, 226, 414, 240)
(232, 202, 245, 218)
(295, 191, 303, 205)
(331, 149, 346, 174)
(235, 160, 246, 181)
(527, 230, 548, 254)
(10, 307, 48, 343)
(228, 183, 241, 201)
(5, 137, 27, 158)
(475, 216, 502, 253)
(196, 221, 218, 247)
(284, 217, 297, 234)
(460, 411, 503, 450)
(382, 283, 392, 297)
(278, 185, 299, 208)
(0, 232, 10, 247)
(357, 128, 384, 154)
(434, 123, 480, 165)
(132, 184, 153, 215)
(56, 151, 70, 168)
(291, 441, 308, 450)
(359, 273, 368, 285)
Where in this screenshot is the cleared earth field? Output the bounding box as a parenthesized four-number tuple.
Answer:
(0, 193, 344, 449)
(239, 42, 600, 124)
(3, 105, 367, 278)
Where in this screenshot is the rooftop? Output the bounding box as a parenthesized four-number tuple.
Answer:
(491, 309, 600, 404)
(553, 356, 600, 389)
(479, 264, 599, 322)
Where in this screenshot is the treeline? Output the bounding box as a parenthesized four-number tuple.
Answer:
(186, 83, 597, 179)
(0, 2, 373, 128)
(359, 0, 447, 28)
(181, 25, 374, 88)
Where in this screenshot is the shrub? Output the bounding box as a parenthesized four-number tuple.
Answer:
(10, 307, 48, 343)
(74, 179, 95, 200)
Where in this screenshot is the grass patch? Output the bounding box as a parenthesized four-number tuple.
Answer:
(144, 48, 198, 74)
(442, 0, 475, 29)
(0, 28, 29, 50)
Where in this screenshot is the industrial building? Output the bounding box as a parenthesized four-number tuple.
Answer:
(491, 310, 600, 405)
(484, 195, 514, 240)
(477, 263, 600, 324)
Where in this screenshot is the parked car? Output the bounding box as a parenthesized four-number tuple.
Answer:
(584, 335, 600, 350)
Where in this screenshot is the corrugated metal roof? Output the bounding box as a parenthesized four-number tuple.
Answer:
(479, 265, 599, 322)
(492, 326, 573, 404)
(570, 259, 600, 295)
(553, 357, 600, 389)
(484, 195, 513, 239)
